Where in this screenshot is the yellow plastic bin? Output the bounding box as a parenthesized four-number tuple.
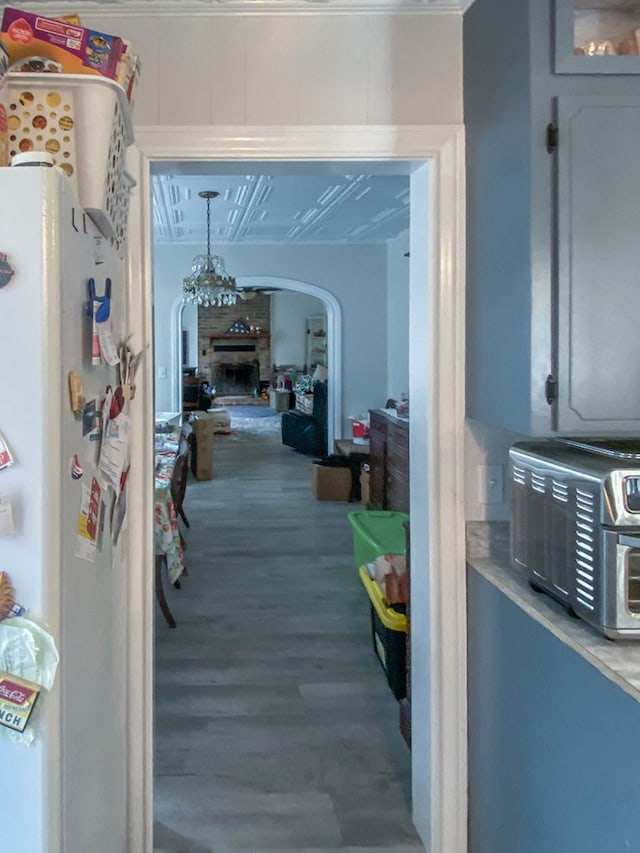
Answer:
(359, 566, 407, 700)
(348, 510, 409, 569)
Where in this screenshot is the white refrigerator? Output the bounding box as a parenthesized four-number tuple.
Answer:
(0, 166, 131, 852)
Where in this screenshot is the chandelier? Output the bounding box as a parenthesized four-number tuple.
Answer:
(182, 190, 238, 307)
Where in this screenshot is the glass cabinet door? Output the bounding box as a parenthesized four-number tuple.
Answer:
(555, 0, 640, 73)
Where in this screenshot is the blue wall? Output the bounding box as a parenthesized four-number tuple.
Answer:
(464, 0, 533, 434)
(468, 569, 640, 853)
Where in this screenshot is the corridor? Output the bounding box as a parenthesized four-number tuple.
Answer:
(153, 414, 422, 852)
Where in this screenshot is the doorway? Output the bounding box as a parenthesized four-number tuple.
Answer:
(169, 276, 343, 450)
(124, 125, 466, 853)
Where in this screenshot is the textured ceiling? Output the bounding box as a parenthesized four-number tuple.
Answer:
(152, 172, 410, 246)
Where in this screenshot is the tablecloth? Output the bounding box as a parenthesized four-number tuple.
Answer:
(154, 438, 185, 584)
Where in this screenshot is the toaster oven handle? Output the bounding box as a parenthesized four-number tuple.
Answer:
(618, 533, 640, 548)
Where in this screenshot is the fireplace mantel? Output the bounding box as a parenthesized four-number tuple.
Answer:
(210, 332, 270, 340)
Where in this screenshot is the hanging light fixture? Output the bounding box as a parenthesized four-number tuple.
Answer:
(182, 190, 238, 307)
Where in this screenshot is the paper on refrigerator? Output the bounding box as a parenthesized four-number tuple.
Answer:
(98, 411, 131, 491)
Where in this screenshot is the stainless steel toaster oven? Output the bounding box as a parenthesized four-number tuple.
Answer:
(510, 438, 640, 640)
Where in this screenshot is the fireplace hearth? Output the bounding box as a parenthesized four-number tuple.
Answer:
(214, 361, 260, 396)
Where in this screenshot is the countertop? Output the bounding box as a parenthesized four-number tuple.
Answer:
(467, 521, 640, 704)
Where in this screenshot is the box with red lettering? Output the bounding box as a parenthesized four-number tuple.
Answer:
(0, 7, 123, 79)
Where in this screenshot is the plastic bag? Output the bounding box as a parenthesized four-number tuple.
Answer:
(0, 617, 59, 745)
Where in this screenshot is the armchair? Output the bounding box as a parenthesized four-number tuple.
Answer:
(281, 380, 328, 456)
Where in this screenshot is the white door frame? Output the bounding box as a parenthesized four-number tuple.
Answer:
(125, 124, 466, 853)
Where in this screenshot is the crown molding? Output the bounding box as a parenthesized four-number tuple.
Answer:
(7, 0, 468, 17)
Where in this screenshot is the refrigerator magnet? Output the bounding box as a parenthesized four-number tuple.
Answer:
(0, 432, 14, 470)
(68, 371, 85, 419)
(93, 236, 105, 265)
(97, 317, 120, 367)
(0, 572, 15, 621)
(87, 278, 112, 366)
(0, 495, 15, 537)
(0, 252, 15, 289)
(70, 454, 83, 481)
(82, 400, 102, 441)
(0, 671, 41, 734)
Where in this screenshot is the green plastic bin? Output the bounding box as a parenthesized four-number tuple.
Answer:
(348, 510, 410, 568)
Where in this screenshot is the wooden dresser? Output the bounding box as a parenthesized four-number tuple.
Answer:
(368, 409, 409, 512)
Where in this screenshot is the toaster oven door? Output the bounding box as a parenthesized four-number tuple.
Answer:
(603, 532, 640, 637)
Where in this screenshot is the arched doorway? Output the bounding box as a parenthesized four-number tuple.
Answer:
(170, 276, 343, 448)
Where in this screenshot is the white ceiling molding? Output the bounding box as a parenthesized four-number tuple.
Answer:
(6, 0, 467, 16)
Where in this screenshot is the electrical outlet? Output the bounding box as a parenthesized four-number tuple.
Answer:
(478, 464, 504, 504)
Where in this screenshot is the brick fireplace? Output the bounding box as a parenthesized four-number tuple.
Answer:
(197, 295, 271, 397)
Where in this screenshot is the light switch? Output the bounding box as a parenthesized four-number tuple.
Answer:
(157, 366, 167, 379)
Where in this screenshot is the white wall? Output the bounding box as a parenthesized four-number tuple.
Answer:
(386, 231, 410, 402)
(46, 8, 464, 851)
(182, 302, 198, 368)
(80, 13, 463, 128)
(270, 291, 325, 370)
(153, 242, 389, 436)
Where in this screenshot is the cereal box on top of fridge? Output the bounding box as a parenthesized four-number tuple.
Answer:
(0, 39, 9, 167)
(0, 7, 123, 79)
(0, 37, 8, 78)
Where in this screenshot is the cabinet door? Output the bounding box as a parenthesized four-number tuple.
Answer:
(555, 95, 640, 433)
(554, 1, 640, 75)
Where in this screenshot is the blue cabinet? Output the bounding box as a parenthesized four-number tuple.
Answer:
(465, 0, 640, 435)
(555, 0, 640, 75)
(555, 94, 640, 431)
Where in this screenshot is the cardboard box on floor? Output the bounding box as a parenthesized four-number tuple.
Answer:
(190, 415, 214, 481)
(207, 408, 231, 435)
(269, 388, 292, 412)
(360, 468, 370, 505)
(312, 463, 351, 501)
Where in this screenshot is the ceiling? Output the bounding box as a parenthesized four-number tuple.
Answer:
(11, 0, 638, 15)
(10, 0, 465, 13)
(151, 171, 410, 246)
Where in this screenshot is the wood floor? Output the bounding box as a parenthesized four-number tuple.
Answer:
(153, 417, 423, 853)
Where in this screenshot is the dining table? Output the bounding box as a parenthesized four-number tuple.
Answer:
(154, 433, 185, 586)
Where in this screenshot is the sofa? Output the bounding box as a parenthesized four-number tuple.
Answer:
(281, 380, 328, 456)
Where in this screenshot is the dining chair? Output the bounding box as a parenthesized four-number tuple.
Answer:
(170, 434, 194, 588)
(171, 444, 190, 530)
(155, 554, 176, 629)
